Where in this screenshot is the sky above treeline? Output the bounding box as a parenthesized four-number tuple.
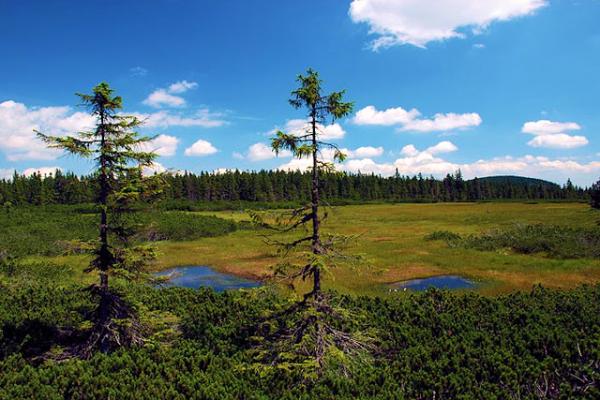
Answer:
(1, 0, 599, 186)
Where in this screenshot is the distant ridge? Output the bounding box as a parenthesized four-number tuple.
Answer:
(471, 175, 561, 188)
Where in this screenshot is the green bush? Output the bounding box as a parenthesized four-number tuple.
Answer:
(0, 206, 238, 257)
(427, 224, 600, 259)
(0, 274, 598, 399)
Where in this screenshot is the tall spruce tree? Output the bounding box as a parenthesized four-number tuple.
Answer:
(270, 68, 353, 296)
(252, 69, 372, 377)
(37, 82, 161, 357)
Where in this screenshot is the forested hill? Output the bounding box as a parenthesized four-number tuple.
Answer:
(0, 169, 588, 206)
(474, 175, 561, 189)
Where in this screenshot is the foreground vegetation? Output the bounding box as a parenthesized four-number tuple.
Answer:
(1, 262, 598, 398)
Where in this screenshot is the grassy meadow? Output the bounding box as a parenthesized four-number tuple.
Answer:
(157, 202, 600, 295)
(24, 201, 599, 296)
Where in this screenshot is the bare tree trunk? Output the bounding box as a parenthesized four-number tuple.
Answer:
(98, 110, 109, 293)
(310, 107, 321, 294)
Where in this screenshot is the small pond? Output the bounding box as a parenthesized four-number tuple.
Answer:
(389, 275, 477, 291)
(154, 266, 262, 292)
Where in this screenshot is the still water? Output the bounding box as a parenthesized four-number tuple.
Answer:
(155, 266, 262, 292)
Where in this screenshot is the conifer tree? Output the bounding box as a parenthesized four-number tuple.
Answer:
(37, 82, 161, 357)
(253, 69, 372, 377)
(270, 68, 353, 296)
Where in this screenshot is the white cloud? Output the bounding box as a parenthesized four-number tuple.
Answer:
(277, 147, 341, 172)
(246, 142, 291, 161)
(0, 100, 95, 161)
(401, 112, 482, 132)
(426, 141, 458, 155)
(349, 0, 547, 49)
(143, 90, 185, 108)
(353, 105, 481, 133)
(275, 139, 600, 184)
(522, 119, 588, 149)
(168, 80, 198, 94)
(527, 134, 589, 149)
(142, 162, 166, 176)
(321, 123, 346, 140)
(22, 166, 61, 177)
(133, 109, 226, 128)
(353, 105, 419, 126)
(401, 144, 419, 157)
(345, 146, 384, 158)
(184, 139, 218, 156)
(271, 119, 347, 140)
(522, 120, 581, 135)
(140, 134, 180, 157)
(143, 80, 198, 108)
(473, 43, 486, 49)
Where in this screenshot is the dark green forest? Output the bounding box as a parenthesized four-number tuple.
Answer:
(0, 169, 589, 206)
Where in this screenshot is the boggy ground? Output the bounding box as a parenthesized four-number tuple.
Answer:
(149, 202, 600, 295)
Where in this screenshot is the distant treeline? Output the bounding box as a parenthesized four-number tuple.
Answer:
(0, 169, 589, 206)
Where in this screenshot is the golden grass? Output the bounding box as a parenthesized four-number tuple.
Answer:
(42, 202, 600, 296)
(150, 202, 600, 295)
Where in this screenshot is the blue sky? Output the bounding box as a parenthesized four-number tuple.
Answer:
(1, 0, 599, 185)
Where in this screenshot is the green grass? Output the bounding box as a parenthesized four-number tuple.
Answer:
(8, 202, 600, 295)
(153, 202, 600, 295)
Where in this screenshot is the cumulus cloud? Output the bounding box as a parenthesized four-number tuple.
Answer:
(0, 100, 95, 161)
(143, 80, 198, 108)
(184, 139, 218, 156)
(245, 142, 291, 161)
(142, 162, 166, 176)
(278, 145, 388, 171)
(143, 90, 185, 108)
(426, 141, 458, 155)
(345, 146, 384, 158)
(0, 98, 222, 162)
(271, 119, 347, 140)
(139, 134, 180, 157)
(353, 105, 481, 133)
(527, 134, 589, 149)
(353, 105, 419, 126)
(349, 0, 547, 49)
(522, 119, 588, 149)
(400, 144, 419, 157)
(276, 139, 600, 184)
(522, 120, 581, 135)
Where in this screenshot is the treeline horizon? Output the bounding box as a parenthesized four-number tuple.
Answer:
(0, 168, 589, 206)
